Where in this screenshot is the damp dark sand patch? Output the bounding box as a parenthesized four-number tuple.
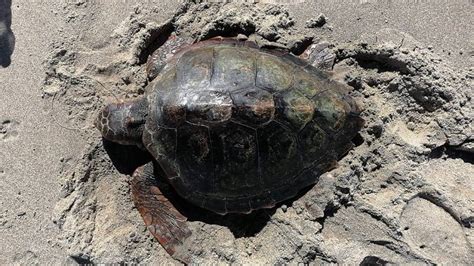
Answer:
(43, 2, 473, 264)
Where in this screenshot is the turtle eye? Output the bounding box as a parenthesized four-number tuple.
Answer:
(127, 118, 145, 128)
(244, 91, 256, 97)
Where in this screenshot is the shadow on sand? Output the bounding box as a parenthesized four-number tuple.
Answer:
(102, 139, 285, 238)
(0, 0, 15, 67)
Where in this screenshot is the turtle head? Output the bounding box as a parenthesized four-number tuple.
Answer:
(95, 97, 147, 146)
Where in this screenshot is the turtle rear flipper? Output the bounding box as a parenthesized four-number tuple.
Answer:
(131, 162, 192, 262)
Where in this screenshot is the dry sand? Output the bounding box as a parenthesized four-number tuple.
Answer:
(0, 0, 472, 264)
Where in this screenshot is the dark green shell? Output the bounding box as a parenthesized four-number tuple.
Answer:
(142, 39, 363, 214)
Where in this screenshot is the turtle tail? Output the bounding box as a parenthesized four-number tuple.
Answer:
(95, 96, 148, 146)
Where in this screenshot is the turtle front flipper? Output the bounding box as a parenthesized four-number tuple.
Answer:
(95, 97, 147, 146)
(131, 162, 192, 262)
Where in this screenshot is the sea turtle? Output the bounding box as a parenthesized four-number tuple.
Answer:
(96, 38, 363, 260)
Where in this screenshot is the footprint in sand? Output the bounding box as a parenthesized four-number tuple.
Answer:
(0, 119, 19, 141)
(13, 250, 38, 264)
(400, 197, 473, 264)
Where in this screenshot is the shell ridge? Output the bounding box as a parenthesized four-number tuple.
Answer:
(209, 47, 217, 87)
(206, 125, 217, 194)
(253, 52, 258, 88)
(255, 128, 263, 187)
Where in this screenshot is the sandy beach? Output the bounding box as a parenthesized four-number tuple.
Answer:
(0, 0, 472, 264)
